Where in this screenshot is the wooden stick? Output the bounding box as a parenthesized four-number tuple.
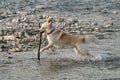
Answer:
(38, 32, 42, 60)
(38, 23, 42, 61)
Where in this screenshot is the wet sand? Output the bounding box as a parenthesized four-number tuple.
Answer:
(0, 32, 120, 80)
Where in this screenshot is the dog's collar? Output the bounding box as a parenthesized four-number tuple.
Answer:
(47, 29, 55, 35)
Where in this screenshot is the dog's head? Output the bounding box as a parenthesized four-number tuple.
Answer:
(39, 18, 54, 33)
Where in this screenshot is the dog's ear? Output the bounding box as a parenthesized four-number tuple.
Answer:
(47, 18, 52, 23)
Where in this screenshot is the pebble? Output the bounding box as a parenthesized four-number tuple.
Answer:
(67, 18, 78, 22)
(103, 21, 113, 28)
(94, 27, 100, 32)
(0, 48, 2, 52)
(35, 5, 44, 10)
(91, 22, 98, 26)
(12, 18, 19, 23)
(17, 11, 27, 16)
(101, 8, 109, 14)
(112, 11, 118, 14)
(3, 35, 15, 41)
(0, 11, 4, 15)
(8, 48, 16, 52)
(0, 36, 2, 40)
(8, 56, 14, 59)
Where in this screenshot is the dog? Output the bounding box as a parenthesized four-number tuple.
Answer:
(39, 18, 97, 57)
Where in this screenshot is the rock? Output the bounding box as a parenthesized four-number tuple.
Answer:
(94, 27, 100, 32)
(74, 23, 79, 26)
(0, 48, 2, 52)
(67, 18, 78, 23)
(22, 47, 28, 51)
(35, 5, 44, 10)
(103, 21, 113, 28)
(8, 47, 21, 52)
(3, 35, 15, 41)
(101, 8, 109, 14)
(17, 11, 27, 16)
(8, 56, 14, 59)
(112, 11, 118, 14)
(12, 18, 20, 23)
(20, 16, 27, 22)
(78, 20, 84, 23)
(0, 11, 4, 15)
(15, 48, 22, 52)
(0, 36, 2, 40)
(0, 44, 8, 51)
(8, 48, 16, 52)
(91, 22, 98, 26)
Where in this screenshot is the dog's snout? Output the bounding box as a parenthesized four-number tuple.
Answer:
(39, 28, 45, 33)
(40, 30, 44, 33)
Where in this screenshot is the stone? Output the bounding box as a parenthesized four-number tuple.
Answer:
(0, 36, 2, 40)
(12, 18, 20, 23)
(101, 8, 109, 14)
(78, 20, 84, 23)
(112, 11, 118, 14)
(35, 5, 44, 10)
(103, 21, 113, 28)
(91, 22, 98, 26)
(8, 48, 16, 52)
(17, 11, 27, 16)
(15, 48, 22, 52)
(0, 44, 5, 51)
(0, 48, 2, 52)
(8, 56, 14, 59)
(68, 18, 78, 22)
(0, 11, 4, 15)
(94, 27, 100, 32)
(3, 35, 15, 41)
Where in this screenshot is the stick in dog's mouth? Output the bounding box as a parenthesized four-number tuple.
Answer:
(37, 23, 43, 61)
(38, 32, 42, 61)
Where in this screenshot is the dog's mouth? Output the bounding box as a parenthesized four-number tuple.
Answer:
(40, 30, 45, 33)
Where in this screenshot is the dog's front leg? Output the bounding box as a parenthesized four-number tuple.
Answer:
(40, 44, 52, 53)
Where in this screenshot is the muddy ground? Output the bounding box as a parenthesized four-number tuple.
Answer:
(0, 0, 120, 80)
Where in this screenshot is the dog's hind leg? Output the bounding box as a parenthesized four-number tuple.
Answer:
(73, 45, 84, 56)
(73, 45, 91, 57)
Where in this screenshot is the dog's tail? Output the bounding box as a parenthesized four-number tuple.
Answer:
(83, 35, 98, 44)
